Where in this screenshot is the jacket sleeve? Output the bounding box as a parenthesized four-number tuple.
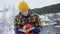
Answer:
(37, 15, 42, 29)
(14, 15, 20, 32)
(34, 15, 42, 30)
(31, 15, 42, 33)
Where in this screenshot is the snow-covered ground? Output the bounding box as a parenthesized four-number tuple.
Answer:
(40, 13, 60, 34)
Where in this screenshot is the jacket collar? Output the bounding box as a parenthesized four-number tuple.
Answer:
(21, 10, 32, 18)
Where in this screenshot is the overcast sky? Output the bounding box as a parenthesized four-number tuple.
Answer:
(0, 0, 60, 10)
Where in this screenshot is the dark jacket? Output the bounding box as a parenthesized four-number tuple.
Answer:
(14, 11, 42, 34)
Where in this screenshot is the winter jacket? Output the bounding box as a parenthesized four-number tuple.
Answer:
(14, 11, 42, 34)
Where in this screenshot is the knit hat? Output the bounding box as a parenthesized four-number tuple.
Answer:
(18, 1, 29, 12)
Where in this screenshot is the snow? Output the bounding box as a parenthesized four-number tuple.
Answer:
(0, 0, 60, 34)
(0, 8, 60, 34)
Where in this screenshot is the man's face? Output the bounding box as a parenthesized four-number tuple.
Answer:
(22, 10, 28, 16)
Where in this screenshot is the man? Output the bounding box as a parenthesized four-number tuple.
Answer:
(14, 1, 42, 34)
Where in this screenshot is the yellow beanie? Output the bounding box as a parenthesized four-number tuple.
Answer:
(18, 1, 29, 12)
